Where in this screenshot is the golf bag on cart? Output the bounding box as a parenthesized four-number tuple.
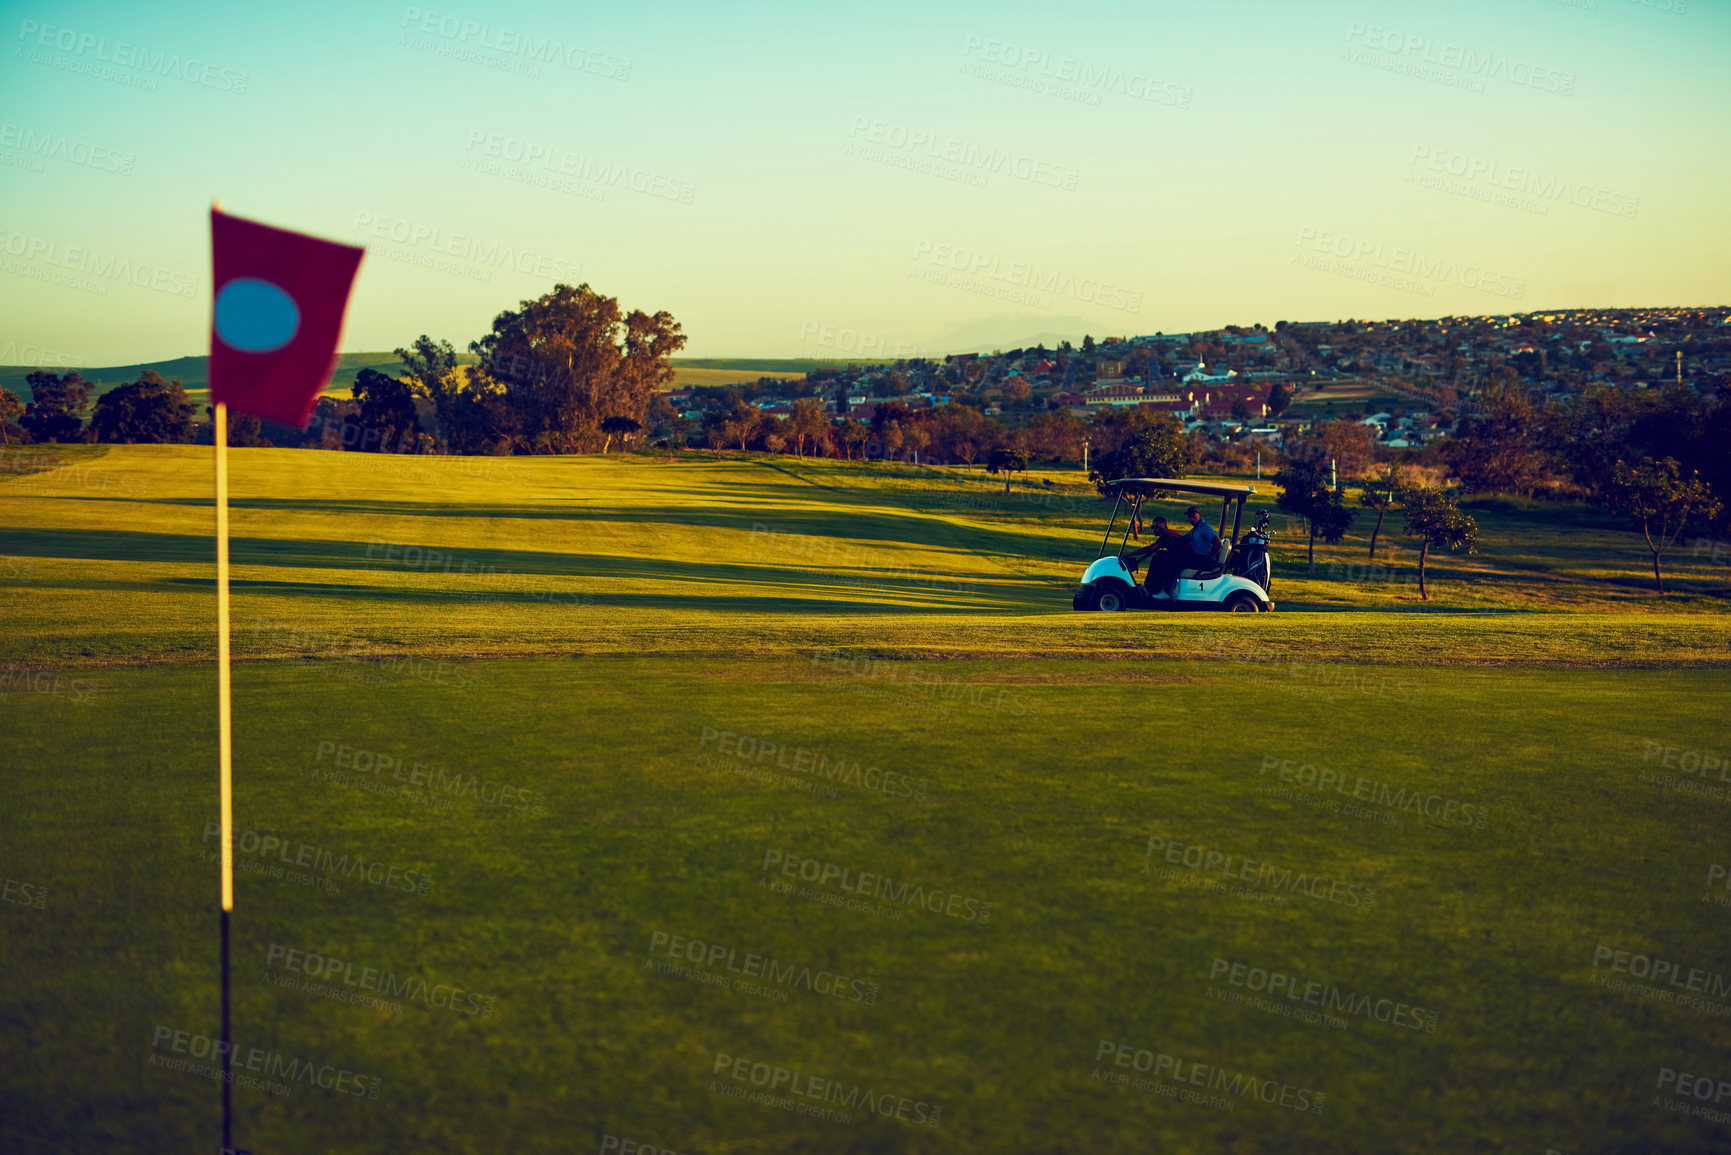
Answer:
(1234, 510, 1273, 594)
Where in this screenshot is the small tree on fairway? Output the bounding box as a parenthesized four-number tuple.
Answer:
(1606, 457, 1721, 595)
(1275, 461, 1355, 571)
(1359, 463, 1403, 559)
(1397, 484, 1478, 601)
(987, 447, 1029, 496)
(600, 415, 641, 453)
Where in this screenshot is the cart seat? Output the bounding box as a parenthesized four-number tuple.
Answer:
(1178, 539, 1232, 580)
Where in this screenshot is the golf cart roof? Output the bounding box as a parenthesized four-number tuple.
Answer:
(1106, 478, 1257, 498)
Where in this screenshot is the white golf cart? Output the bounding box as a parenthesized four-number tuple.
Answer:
(1072, 478, 1275, 612)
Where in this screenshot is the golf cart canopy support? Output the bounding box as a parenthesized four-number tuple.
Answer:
(1097, 478, 1258, 560)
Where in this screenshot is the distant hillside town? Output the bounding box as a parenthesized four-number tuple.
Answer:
(663, 306, 1730, 460)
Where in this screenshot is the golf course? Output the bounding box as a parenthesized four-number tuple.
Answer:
(3, 443, 1728, 1153)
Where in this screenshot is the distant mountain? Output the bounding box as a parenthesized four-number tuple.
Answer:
(0, 352, 414, 403)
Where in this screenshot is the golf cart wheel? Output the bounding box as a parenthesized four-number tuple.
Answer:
(1095, 585, 1131, 612)
(1224, 592, 1261, 613)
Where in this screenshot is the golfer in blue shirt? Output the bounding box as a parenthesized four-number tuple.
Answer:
(1185, 505, 1220, 561)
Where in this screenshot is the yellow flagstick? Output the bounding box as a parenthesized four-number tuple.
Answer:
(212, 198, 237, 1155)
(215, 399, 235, 1153)
(215, 400, 233, 916)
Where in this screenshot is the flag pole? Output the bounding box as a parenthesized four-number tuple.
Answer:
(215, 398, 234, 1151)
(211, 198, 236, 1155)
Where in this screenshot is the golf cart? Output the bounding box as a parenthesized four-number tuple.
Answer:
(1072, 478, 1275, 612)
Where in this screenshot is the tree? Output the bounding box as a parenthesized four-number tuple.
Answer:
(711, 401, 762, 451)
(987, 447, 1029, 496)
(1448, 377, 1548, 495)
(200, 407, 274, 447)
(394, 335, 464, 450)
(1026, 409, 1087, 464)
(89, 370, 195, 444)
(348, 368, 422, 453)
(600, 415, 641, 453)
(838, 419, 871, 461)
(1089, 413, 1195, 494)
(1358, 464, 1403, 559)
(928, 403, 996, 466)
(1266, 382, 1294, 418)
(1276, 461, 1356, 571)
(1397, 484, 1478, 601)
(21, 371, 92, 443)
(787, 398, 831, 458)
(0, 388, 23, 445)
(1292, 418, 1375, 480)
(468, 283, 685, 453)
(1604, 457, 1720, 595)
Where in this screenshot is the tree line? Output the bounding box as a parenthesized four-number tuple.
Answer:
(1, 283, 686, 456)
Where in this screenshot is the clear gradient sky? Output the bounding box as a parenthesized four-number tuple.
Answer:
(2, 0, 1727, 366)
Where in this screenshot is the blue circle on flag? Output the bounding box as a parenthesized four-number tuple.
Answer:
(214, 278, 300, 353)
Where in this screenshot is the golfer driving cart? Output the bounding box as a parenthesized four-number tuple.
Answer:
(1072, 478, 1274, 612)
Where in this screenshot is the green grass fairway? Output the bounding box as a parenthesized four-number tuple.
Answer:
(670, 367, 805, 389)
(3, 445, 1729, 1152)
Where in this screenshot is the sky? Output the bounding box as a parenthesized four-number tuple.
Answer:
(1, 0, 1727, 367)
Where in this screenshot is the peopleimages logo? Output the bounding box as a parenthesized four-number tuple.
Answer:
(352, 212, 581, 279)
(202, 822, 432, 895)
(711, 1051, 943, 1128)
(463, 130, 693, 202)
(699, 726, 928, 801)
(1294, 226, 1524, 299)
(0, 123, 134, 174)
(1257, 755, 1488, 828)
(760, 849, 992, 922)
(1145, 834, 1376, 910)
(266, 943, 497, 1017)
(1342, 21, 1576, 95)
(1406, 145, 1638, 219)
(16, 20, 250, 92)
(0, 230, 200, 298)
(150, 1025, 380, 1097)
(648, 930, 879, 1004)
(400, 7, 630, 78)
(846, 117, 1078, 190)
(911, 239, 1141, 313)
(958, 35, 1193, 109)
(1206, 956, 1440, 1032)
(1592, 943, 1731, 1001)
(1092, 1039, 1324, 1114)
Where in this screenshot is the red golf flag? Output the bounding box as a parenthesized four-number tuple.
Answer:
(208, 208, 364, 428)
